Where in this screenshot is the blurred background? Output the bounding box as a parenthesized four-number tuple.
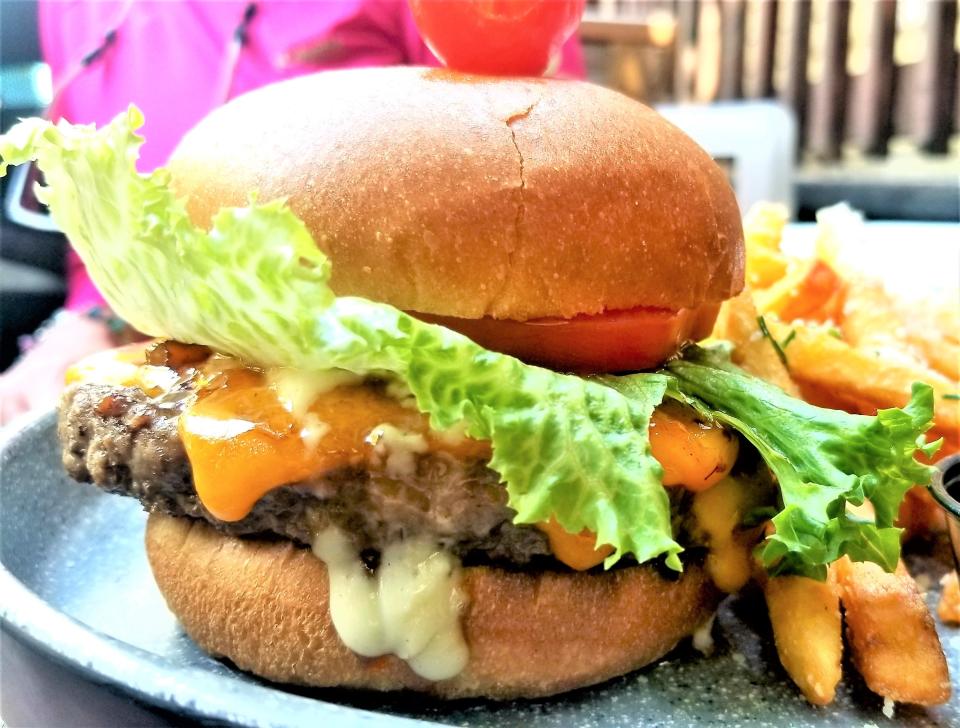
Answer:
(578, 0, 959, 220)
(0, 0, 958, 373)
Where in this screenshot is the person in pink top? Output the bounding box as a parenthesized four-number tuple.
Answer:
(0, 0, 585, 423)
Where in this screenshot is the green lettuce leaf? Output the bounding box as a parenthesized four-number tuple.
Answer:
(663, 346, 938, 579)
(0, 108, 679, 569)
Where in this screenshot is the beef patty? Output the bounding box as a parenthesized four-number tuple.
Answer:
(58, 382, 552, 565)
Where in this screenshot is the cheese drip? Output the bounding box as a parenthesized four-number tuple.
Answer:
(312, 527, 469, 681)
(692, 476, 754, 593)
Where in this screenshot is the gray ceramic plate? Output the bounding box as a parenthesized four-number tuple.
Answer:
(2, 410, 959, 727)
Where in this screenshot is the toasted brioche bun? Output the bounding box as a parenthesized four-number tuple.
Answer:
(168, 67, 744, 321)
(146, 514, 719, 699)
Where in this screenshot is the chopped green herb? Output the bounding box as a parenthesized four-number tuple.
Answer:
(757, 316, 789, 369)
(944, 394, 960, 401)
(828, 327, 843, 340)
(780, 329, 797, 350)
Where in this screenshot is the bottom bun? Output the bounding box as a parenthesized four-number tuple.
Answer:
(146, 513, 719, 699)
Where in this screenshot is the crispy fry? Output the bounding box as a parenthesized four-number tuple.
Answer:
(746, 244, 789, 289)
(938, 572, 960, 625)
(841, 277, 937, 370)
(896, 299, 960, 381)
(743, 203, 791, 288)
(764, 574, 842, 705)
(841, 277, 903, 348)
(741, 205, 958, 451)
(753, 258, 845, 323)
(743, 202, 789, 250)
(712, 291, 800, 396)
(737, 204, 958, 537)
(932, 302, 960, 345)
(834, 557, 950, 705)
(896, 485, 947, 536)
(763, 318, 959, 439)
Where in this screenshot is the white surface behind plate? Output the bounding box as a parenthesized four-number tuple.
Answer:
(782, 217, 959, 304)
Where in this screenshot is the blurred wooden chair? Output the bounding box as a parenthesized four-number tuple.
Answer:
(581, 0, 959, 221)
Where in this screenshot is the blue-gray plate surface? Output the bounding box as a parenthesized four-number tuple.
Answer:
(2, 411, 958, 727)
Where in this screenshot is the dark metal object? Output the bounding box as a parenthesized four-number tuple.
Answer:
(795, 174, 960, 222)
(3, 411, 960, 726)
(233, 2, 258, 46)
(931, 454, 960, 573)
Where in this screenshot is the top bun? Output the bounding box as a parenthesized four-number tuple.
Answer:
(168, 67, 744, 321)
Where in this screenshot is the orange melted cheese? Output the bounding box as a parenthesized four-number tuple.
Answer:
(649, 402, 739, 491)
(65, 343, 163, 390)
(539, 404, 740, 571)
(183, 368, 738, 568)
(692, 476, 755, 592)
(180, 368, 489, 522)
(536, 518, 615, 571)
(70, 348, 744, 577)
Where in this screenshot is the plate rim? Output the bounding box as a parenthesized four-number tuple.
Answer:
(4, 408, 959, 727)
(0, 409, 436, 728)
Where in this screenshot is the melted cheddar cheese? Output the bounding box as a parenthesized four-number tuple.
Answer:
(543, 403, 741, 571)
(65, 343, 179, 395)
(180, 367, 489, 521)
(536, 518, 615, 571)
(692, 476, 755, 593)
(649, 400, 739, 491)
(70, 347, 747, 576)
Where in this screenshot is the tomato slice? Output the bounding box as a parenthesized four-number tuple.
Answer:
(414, 303, 720, 373)
(408, 0, 586, 76)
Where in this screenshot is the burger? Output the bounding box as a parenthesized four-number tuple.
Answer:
(0, 67, 937, 700)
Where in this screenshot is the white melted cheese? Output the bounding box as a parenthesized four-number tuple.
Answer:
(299, 412, 331, 450)
(67, 350, 180, 393)
(366, 423, 429, 478)
(882, 697, 896, 719)
(691, 614, 716, 655)
(266, 367, 363, 419)
(434, 420, 470, 448)
(383, 377, 420, 411)
(312, 527, 468, 681)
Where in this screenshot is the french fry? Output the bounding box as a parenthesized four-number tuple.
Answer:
(746, 244, 789, 289)
(932, 302, 960, 345)
(712, 291, 800, 396)
(743, 202, 789, 250)
(834, 557, 950, 705)
(896, 299, 960, 382)
(841, 277, 936, 370)
(841, 277, 905, 348)
(763, 318, 959, 439)
(896, 485, 946, 535)
(764, 574, 842, 705)
(753, 258, 845, 323)
(743, 203, 791, 288)
(938, 572, 960, 625)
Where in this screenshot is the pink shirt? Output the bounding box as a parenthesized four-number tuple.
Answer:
(40, 0, 586, 311)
